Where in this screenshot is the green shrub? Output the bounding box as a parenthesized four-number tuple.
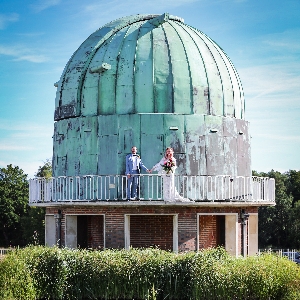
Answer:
(0, 251, 36, 300)
(190, 249, 300, 300)
(0, 246, 299, 300)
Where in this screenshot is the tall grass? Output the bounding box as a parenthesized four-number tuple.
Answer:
(0, 246, 299, 299)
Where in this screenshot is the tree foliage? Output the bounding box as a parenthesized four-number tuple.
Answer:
(256, 169, 300, 249)
(24, 160, 53, 245)
(0, 164, 29, 246)
(0, 161, 52, 247)
(286, 170, 300, 206)
(35, 159, 52, 178)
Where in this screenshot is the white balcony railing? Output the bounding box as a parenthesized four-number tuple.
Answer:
(28, 175, 275, 204)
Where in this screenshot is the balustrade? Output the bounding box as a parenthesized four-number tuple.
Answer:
(29, 175, 275, 203)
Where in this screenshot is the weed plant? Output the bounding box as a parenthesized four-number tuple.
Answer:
(0, 246, 299, 300)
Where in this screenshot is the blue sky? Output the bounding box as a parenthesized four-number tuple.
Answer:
(1, 0, 299, 178)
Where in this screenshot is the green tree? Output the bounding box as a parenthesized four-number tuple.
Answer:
(21, 160, 52, 245)
(20, 205, 45, 245)
(286, 170, 300, 206)
(0, 164, 29, 246)
(35, 158, 52, 178)
(289, 201, 300, 248)
(256, 170, 293, 249)
(0, 161, 51, 247)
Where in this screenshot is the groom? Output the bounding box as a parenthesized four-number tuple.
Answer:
(125, 146, 150, 200)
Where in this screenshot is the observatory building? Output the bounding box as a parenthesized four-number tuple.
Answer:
(29, 13, 275, 255)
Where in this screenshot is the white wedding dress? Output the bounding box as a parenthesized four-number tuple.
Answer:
(152, 157, 190, 202)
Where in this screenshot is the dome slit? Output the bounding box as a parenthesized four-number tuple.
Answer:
(224, 52, 245, 119)
(197, 33, 234, 118)
(115, 24, 139, 114)
(152, 24, 174, 113)
(177, 25, 210, 115)
(161, 24, 175, 113)
(168, 21, 194, 114)
(187, 26, 225, 116)
(134, 20, 155, 113)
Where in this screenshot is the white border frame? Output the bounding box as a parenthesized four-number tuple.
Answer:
(45, 214, 55, 247)
(197, 213, 239, 256)
(65, 214, 106, 249)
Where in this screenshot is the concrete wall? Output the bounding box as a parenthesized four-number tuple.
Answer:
(248, 214, 259, 255)
(45, 215, 56, 247)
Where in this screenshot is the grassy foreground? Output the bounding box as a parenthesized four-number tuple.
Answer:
(0, 246, 299, 300)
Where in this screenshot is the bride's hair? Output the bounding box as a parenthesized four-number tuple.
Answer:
(164, 147, 174, 158)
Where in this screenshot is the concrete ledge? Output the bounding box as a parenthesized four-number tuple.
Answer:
(30, 200, 276, 208)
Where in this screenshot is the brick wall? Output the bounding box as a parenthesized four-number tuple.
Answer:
(199, 215, 217, 249)
(130, 215, 173, 250)
(88, 215, 104, 249)
(46, 205, 258, 252)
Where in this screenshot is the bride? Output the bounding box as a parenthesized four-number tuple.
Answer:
(150, 147, 190, 202)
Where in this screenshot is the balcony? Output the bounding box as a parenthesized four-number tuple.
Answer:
(29, 175, 275, 204)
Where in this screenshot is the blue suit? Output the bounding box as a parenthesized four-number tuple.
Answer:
(125, 154, 148, 199)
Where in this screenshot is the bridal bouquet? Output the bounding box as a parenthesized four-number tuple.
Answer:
(162, 159, 175, 174)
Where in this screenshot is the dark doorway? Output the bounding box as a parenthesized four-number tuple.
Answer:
(77, 215, 88, 248)
(216, 215, 225, 247)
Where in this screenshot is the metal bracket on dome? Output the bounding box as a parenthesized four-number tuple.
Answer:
(89, 63, 111, 74)
(149, 13, 170, 27)
(210, 129, 218, 133)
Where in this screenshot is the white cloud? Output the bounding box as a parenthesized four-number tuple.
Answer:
(0, 143, 34, 151)
(0, 133, 51, 151)
(261, 28, 300, 52)
(84, 0, 197, 12)
(0, 44, 48, 63)
(239, 62, 300, 104)
(0, 119, 42, 131)
(237, 27, 300, 173)
(0, 160, 8, 167)
(80, 0, 198, 29)
(253, 133, 300, 142)
(0, 159, 51, 178)
(209, 0, 247, 3)
(236, 27, 300, 65)
(0, 119, 53, 177)
(20, 161, 47, 178)
(14, 54, 49, 63)
(31, 0, 61, 12)
(0, 119, 52, 149)
(16, 32, 45, 38)
(0, 13, 19, 30)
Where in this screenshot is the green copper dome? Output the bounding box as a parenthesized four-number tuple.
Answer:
(52, 13, 251, 178)
(54, 13, 245, 121)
